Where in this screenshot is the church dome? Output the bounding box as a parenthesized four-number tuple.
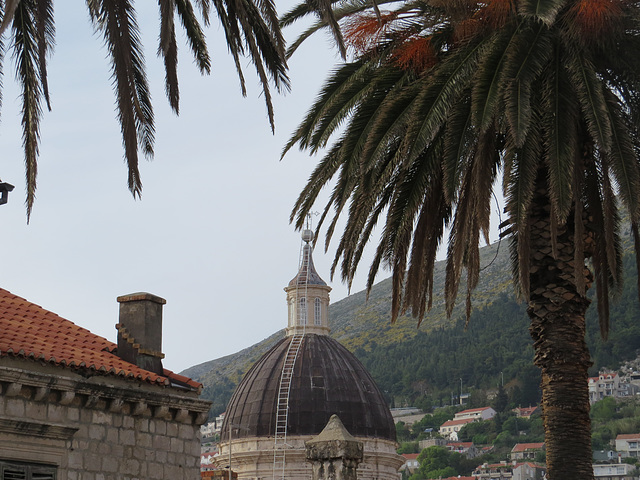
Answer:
(221, 334, 396, 441)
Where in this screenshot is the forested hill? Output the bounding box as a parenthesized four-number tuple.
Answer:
(183, 229, 640, 417)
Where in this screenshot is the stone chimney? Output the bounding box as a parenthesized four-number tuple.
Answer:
(116, 292, 166, 375)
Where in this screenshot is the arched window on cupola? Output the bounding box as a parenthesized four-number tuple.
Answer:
(298, 297, 307, 325)
(314, 298, 322, 325)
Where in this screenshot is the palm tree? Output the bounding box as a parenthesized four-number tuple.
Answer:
(282, 1, 640, 478)
(0, 0, 290, 218)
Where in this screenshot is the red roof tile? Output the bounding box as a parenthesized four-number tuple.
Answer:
(448, 442, 473, 448)
(402, 454, 419, 460)
(0, 288, 200, 390)
(441, 418, 475, 427)
(616, 433, 640, 440)
(457, 407, 492, 414)
(511, 442, 545, 452)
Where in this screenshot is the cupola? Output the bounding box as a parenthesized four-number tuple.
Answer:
(284, 229, 332, 336)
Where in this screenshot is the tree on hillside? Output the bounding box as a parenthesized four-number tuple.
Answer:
(282, 0, 640, 478)
(3, 0, 340, 217)
(410, 446, 458, 480)
(493, 384, 508, 414)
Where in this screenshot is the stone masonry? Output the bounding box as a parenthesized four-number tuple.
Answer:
(0, 357, 210, 480)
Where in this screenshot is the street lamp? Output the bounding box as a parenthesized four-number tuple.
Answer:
(226, 422, 249, 480)
(0, 181, 14, 206)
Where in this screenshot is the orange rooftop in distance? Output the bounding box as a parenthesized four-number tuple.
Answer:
(0, 287, 200, 391)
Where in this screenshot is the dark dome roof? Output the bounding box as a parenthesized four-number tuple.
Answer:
(221, 334, 396, 441)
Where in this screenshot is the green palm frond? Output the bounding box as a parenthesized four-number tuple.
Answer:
(566, 51, 612, 154)
(281, 58, 375, 155)
(519, 0, 567, 26)
(404, 38, 485, 164)
(230, 0, 290, 130)
(174, 0, 211, 74)
(471, 25, 519, 133)
(501, 23, 552, 147)
(285, 0, 640, 336)
(405, 153, 450, 321)
(603, 91, 640, 222)
(442, 95, 474, 201)
(0, 0, 20, 35)
(159, 0, 180, 112)
(11, 0, 54, 219)
(88, 0, 155, 198)
(584, 153, 612, 338)
(543, 50, 577, 223)
(35, 0, 54, 111)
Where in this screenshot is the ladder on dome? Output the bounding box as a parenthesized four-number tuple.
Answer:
(273, 217, 313, 480)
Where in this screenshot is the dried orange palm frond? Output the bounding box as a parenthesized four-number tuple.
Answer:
(391, 36, 437, 73)
(476, 0, 515, 29)
(343, 12, 398, 54)
(567, 0, 624, 39)
(453, 17, 483, 43)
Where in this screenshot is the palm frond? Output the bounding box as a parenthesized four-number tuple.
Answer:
(543, 49, 578, 222)
(281, 59, 377, 155)
(174, 0, 211, 74)
(442, 94, 474, 201)
(11, 0, 51, 219)
(501, 23, 552, 147)
(87, 0, 155, 197)
(603, 91, 640, 222)
(633, 221, 640, 302)
(405, 148, 450, 322)
(471, 24, 519, 132)
(403, 38, 486, 164)
(566, 50, 612, 154)
(519, 0, 567, 25)
(35, 0, 53, 111)
(158, 0, 180, 113)
(504, 116, 543, 299)
(0, 0, 20, 35)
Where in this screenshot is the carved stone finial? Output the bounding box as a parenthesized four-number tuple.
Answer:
(305, 415, 364, 480)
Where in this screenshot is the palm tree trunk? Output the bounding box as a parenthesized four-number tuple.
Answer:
(527, 177, 594, 480)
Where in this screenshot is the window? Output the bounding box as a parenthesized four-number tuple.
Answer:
(298, 297, 307, 325)
(0, 461, 56, 480)
(314, 298, 322, 325)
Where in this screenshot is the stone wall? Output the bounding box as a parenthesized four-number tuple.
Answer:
(0, 357, 210, 480)
(215, 435, 403, 480)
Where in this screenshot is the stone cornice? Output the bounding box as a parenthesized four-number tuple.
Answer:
(0, 362, 210, 426)
(0, 416, 79, 440)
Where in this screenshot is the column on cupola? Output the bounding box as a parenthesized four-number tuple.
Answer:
(284, 229, 332, 337)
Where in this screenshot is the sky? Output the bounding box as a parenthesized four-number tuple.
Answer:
(0, 2, 503, 374)
(0, 1, 383, 373)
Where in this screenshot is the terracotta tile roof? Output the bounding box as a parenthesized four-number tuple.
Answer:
(0, 288, 201, 391)
(616, 433, 640, 440)
(402, 454, 419, 460)
(441, 418, 475, 427)
(511, 442, 545, 452)
(448, 442, 473, 448)
(514, 406, 538, 416)
(458, 407, 491, 414)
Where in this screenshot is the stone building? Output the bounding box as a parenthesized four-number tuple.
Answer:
(216, 230, 404, 480)
(0, 289, 210, 480)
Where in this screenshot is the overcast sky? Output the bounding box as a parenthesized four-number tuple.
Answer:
(0, 2, 386, 373)
(0, 3, 504, 374)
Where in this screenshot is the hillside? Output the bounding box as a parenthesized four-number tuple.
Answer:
(183, 231, 640, 417)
